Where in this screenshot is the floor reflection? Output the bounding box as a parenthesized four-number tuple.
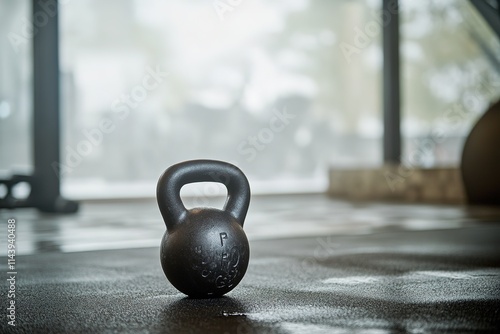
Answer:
(157, 297, 284, 334)
(31, 215, 62, 252)
(3, 194, 500, 255)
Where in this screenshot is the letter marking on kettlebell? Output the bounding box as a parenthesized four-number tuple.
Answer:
(220, 232, 228, 246)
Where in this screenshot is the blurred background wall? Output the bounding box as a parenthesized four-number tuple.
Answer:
(0, 0, 499, 199)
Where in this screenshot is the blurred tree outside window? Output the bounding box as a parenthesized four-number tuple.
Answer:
(400, 0, 500, 167)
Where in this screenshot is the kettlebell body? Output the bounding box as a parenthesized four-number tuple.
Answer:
(157, 160, 250, 297)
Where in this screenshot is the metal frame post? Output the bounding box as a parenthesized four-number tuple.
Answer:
(0, 0, 78, 213)
(382, 0, 401, 164)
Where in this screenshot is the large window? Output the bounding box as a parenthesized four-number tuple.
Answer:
(400, 0, 500, 167)
(0, 0, 32, 176)
(59, 0, 382, 197)
(4, 1, 498, 199)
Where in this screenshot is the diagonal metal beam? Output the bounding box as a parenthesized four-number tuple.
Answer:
(470, 0, 500, 38)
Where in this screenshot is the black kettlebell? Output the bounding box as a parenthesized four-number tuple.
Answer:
(156, 160, 251, 297)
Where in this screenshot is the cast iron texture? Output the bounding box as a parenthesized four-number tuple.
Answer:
(157, 160, 251, 297)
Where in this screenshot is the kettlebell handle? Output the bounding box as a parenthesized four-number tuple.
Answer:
(157, 160, 251, 231)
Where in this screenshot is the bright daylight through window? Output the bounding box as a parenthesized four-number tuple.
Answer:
(1, 0, 498, 199)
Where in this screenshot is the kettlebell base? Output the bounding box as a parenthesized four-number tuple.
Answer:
(160, 209, 250, 298)
(177, 286, 238, 299)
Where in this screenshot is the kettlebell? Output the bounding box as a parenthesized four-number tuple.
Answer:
(156, 160, 251, 297)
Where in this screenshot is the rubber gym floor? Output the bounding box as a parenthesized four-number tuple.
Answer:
(1, 194, 500, 333)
